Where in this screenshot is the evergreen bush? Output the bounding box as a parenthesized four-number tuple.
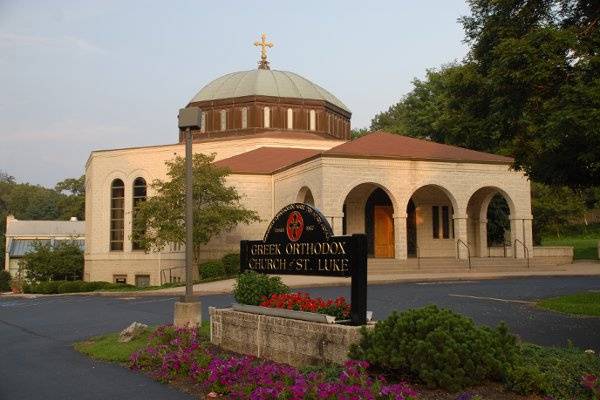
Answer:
(233, 271, 290, 306)
(0, 270, 11, 292)
(349, 305, 519, 391)
(221, 253, 241, 275)
(198, 260, 226, 279)
(57, 280, 85, 293)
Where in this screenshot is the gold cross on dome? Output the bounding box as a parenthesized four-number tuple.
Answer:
(254, 33, 273, 70)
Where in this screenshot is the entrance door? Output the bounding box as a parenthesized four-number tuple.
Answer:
(374, 206, 394, 258)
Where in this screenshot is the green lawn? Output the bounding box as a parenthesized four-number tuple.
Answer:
(542, 223, 599, 260)
(537, 291, 600, 317)
(74, 330, 153, 363)
(74, 322, 211, 363)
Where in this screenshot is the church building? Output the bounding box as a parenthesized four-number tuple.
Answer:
(84, 36, 566, 286)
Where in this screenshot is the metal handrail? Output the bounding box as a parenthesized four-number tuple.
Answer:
(513, 239, 530, 268)
(456, 239, 471, 270)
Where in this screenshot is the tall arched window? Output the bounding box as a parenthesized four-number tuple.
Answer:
(220, 110, 227, 131)
(241, 107, 248, 129)
(110, 179, 125, 251)
(286, 108, 293, 129)
(263, 107, 270, 128)
(309, 109, 316, 131)
(200, 112, 206, 132)
(132, 177, 147, 250)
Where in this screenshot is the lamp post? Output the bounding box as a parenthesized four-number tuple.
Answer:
(174, 107, 202, 327)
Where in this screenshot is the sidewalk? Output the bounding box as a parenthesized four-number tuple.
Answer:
(147, 260, 600, 296)
(3, 261, 598, 299)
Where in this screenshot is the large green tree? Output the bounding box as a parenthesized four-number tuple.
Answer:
(371, 0, 600, 188)
(131, 153, 260, 264)
(0, 173, 86, 268)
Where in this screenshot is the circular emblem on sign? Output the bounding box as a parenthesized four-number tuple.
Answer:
(286, 211, 304, 242)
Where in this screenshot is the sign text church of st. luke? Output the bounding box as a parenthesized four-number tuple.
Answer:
(84, 36, 566, 286)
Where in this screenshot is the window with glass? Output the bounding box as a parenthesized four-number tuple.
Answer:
(110, 179, 125, 251)
(132, 177, 147, 250)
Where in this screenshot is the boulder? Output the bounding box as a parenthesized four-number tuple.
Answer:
(118, 321, 148, 343)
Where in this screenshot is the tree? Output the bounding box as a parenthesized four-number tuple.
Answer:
(371, 0, 600, 188)
(531, 182, 586, 242)
(55, 175, 85, 196)
(20, 240, 84, 282)
(131, 153, 260, 264)
(350, 128, 370, 139)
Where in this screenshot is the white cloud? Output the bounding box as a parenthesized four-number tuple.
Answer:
(0, 32, 107, 55)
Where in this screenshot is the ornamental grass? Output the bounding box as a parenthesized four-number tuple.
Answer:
(130, 325, 418, 400)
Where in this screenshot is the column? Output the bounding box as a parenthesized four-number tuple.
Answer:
(523, 218, 533, 256)
(393, 214, 407, 260)
(510, 217, 525, 258)
(327, 214, 344, 236)
(454, 216, 469, 260)
(478, 219, 488, 257)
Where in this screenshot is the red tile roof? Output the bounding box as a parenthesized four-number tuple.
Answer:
(324, 131, 513, 164)
(214, 147, 321, 174)
(214, 132, 513, 175)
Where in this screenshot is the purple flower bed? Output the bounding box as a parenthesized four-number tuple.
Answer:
(130, 325, 418, 399)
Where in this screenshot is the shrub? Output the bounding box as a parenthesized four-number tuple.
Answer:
(349, 305, 519, 392)
(221, 253, 240, 275)
(58, 280, 85, 293)
(515, 343, 600, 399)
(504, 364, 548, 395)
(20, 240, 83, 281)
(198, 260, 225, 279)
(0, 270, 12, 292)
(233, 271, 290, 306)
(32, 280, 62, 294)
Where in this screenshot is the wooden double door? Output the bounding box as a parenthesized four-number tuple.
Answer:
(374, 205, 395, 258)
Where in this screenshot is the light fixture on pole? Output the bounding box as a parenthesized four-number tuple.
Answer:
(173, 106, 202, 327)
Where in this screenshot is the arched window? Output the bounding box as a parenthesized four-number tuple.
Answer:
(220, 110, 227, 131)
(132, 177, 147, 250)
(309, 109, 316, 131)
(200, 112, 206, 133)
(263, 107, 270, 128)
(287, 108, 293, 129)
(110, 179, 125, 251)
(241, 107, 248, 129)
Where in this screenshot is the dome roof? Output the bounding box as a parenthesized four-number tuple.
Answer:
(189, 69, 349, 113)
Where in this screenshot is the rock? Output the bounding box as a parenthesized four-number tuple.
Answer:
(118, 322, 148, 343)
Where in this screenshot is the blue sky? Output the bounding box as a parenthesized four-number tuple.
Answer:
(0, 0, 470, 187)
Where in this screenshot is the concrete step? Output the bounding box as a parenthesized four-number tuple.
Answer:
(367, 256, 567, 275)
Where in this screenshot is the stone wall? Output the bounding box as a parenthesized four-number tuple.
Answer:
(209, 308, 367, 368)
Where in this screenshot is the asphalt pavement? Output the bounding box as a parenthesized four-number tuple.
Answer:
(1, 276, 599, 400)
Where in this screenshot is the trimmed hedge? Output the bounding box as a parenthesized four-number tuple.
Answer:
(25, 280, 133, 294)
(221, 253, 241, 275)
(198, 260, 226, 279)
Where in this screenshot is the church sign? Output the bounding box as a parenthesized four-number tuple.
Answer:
(240, 203, 368, 325)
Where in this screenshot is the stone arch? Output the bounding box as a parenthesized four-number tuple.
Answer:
(403, 184, 460, 258)
(296, 186, 315, 207)
(466, 186, 517, 257)
(337, 180, 399, 213)
(341, 182, 397, 258)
